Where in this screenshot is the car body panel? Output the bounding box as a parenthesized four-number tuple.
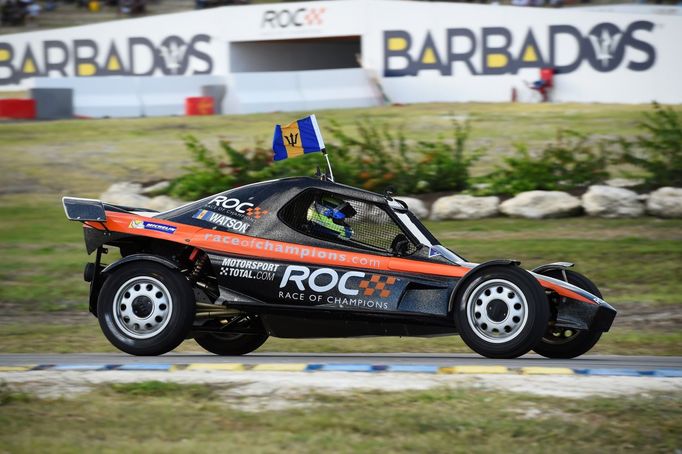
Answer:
(72, 176, 615, 337)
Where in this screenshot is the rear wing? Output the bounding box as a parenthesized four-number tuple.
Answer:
(62, 197, 107, 222)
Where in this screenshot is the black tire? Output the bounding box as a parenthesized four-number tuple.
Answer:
(97, 261, 195, 356)
(454, 266, 549, 359)
(533, 269, 603, 359)
(194, 324, 268, 356)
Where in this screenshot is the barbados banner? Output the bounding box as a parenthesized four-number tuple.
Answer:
(272, 114, 326, 161)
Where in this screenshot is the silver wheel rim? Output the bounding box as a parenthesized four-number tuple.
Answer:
(466, 279, 529, 344)
(112, 276, 173, 339)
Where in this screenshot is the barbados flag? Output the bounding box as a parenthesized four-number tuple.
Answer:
(272, 114, 326, 161)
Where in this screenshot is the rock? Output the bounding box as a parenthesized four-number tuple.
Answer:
(646, 187, 682, 218)
(101, 182, 143, 196)
(582, 185, 644, 218)
(100, 182, 147, 208)
(140, 181, 171, 196)
(100, 192, 151, 209)
(396, 197, 429, 219)
(605, 178, 644, 188)
(430, 195, 499, 220)
(147, 195, 183, 212)
(500, 191, 582, 219)
(100, 181, 183, 211)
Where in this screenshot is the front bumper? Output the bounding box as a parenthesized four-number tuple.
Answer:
(555, 298, 616, 332)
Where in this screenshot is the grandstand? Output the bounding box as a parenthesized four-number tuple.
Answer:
(2, 0, 680, 36)
(1, 0, 261, 33)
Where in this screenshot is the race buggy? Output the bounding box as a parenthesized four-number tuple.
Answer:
(63, 176, 616, 359)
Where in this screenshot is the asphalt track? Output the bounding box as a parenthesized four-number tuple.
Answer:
(1, 353, 680, 370)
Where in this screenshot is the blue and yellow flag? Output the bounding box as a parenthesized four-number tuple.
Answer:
(272, 114, 326, 161)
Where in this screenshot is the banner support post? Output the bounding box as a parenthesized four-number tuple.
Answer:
(321, 148, 334, 182)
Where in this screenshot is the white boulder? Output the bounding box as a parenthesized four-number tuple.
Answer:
(396, 197, 429, 219)
(646, 187, 682, 218)
(101, 182, 142, 197)
(605, 178, 644, 188)
(100, 182, 148, 208)
(140, 181, 171, 195)
(500, 191, 582, 219)
(101, 182, 183, 212)
(582, 185, 644, 218)
(147, 196, 183, 212)
(430, 195, 499, 220)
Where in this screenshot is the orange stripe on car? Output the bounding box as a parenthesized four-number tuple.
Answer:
(91, 211, 593, 305)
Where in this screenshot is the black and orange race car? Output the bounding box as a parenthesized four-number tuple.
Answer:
(63, 176, 616, 359)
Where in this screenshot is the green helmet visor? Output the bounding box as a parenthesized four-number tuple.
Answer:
(307, 197, 355, 239)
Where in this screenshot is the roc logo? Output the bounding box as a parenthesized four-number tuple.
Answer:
(304, 7, 325, 26)
(245, 207, 269, 219)
(261, 7, 325, 28)
(383, 21, 655, 77)
(359, 275, 397, 298)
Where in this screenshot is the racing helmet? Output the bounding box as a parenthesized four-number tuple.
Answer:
(307, 195, 356, 240)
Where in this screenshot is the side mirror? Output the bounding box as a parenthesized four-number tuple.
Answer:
(390, 233, 411, 257)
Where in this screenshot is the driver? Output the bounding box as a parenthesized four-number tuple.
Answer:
(306, 195, 356, 240)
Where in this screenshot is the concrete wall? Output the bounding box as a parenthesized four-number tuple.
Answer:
(2, 0, 680, 110)
(225, 68, 382, 114)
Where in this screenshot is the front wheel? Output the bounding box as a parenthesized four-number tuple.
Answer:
(455, 266, 549, 359)
(533, 269, 603, 359)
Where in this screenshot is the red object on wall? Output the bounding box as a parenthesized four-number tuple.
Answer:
(540, 68, 554, 88)
(0, 99, 36, 119)
(185, 97, 215, 116)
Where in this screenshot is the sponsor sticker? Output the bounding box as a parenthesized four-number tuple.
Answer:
(276, 265, 399, 310)
(245, 206, 269, 219)
(207, 196, 254, 215)
(193, 209, 250, 233)
(428, 247, 442, 258)
(129, 220, 176, 234)
(200, 233, 382, 269)
(219, 258, 279, 281)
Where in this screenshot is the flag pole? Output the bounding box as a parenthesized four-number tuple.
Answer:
(321, 148, 334, 182)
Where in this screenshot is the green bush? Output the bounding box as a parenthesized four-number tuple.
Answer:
(478, 130, 610, 196)
(168, 120, 479, 199)
(617, 102, 682, 188)
(411, 121, 481, 193)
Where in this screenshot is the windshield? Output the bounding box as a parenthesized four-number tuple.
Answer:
(393, 210, 466, 264)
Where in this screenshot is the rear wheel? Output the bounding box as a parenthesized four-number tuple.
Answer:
(97, 261, 195, 356)
(533, 269, 603, 359)
(455, 266, 549, 359)
(194, 318, 268, 355)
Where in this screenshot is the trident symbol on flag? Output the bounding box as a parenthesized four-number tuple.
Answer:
(285, 132, 299, 146)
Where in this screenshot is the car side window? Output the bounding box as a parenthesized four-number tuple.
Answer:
(279, 190, 417, 256)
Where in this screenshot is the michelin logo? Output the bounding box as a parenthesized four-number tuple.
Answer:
(193, 209, 250, 233)
(129, 220, 177, 234)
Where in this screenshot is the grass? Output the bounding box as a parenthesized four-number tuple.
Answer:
(2, 195, 680, 309)
(0, 103, 669, 198)
(426, 218, 682, 306)
(110, 381, 216, 399)
(0, 195, 93, 309)
(0, 384, 680, 452)
(0, 320, 680, 355)
(0, 102, 681, 355)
